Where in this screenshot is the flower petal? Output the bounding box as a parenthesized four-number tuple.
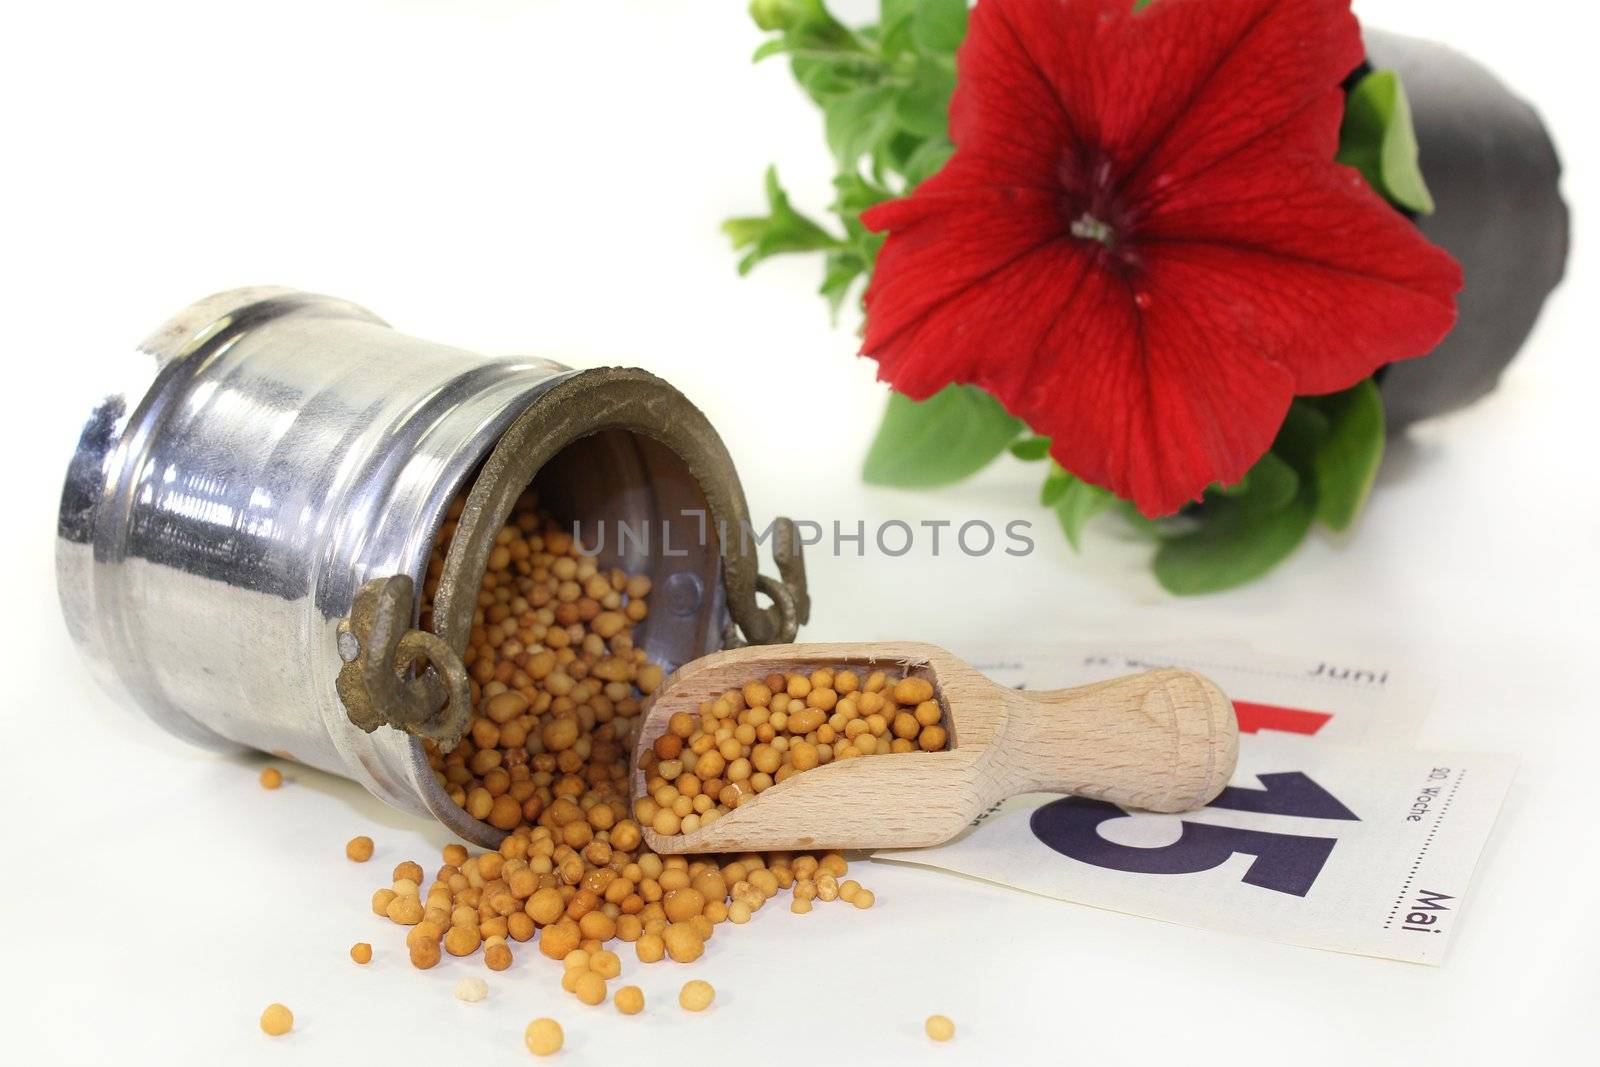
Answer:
(1111, 0, 1364, 199)
(861, 174, 1072, 390)
(952, 0, 1362, 200)
(944, 0, 1089, 188)
(1026, 267, 1297, 516)
(1141, 158, 1462, 393)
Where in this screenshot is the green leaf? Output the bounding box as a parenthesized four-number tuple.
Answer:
(1149, 447, 1318, 594)
(825, 84, 899, 167)
(722, 166, 843, 275)
(1045, 466, 1114, 550)
(1153, 488, 1316, 595)
(899, 135, 954, 185)
(826, 171, 888, 303)
(1272, 399, 1332, 469)
(893, 59, 956, 138)
(876, 0, 918, 58)
(1224, 450, 1299, 518)
(752, 0, 856, 45)
(1039, 463, 1071, 506)
(831, 169, 892, 218)
(1307, 378, 1385, 531)
(1117, 499, 1168, 542)
(912, 0, 967, 54)
(1338, 69, 1435, 215)
(1009, 436, 1051, 461)
(751, 37, 791, 62)
(862, 385, 1023, 488)
(749, 0, 799, 32)
(1214, 469, 1252, 497)
(720, 216, 769, 249)
(819, 248, 868, 319)
(793, 51, 882, 104)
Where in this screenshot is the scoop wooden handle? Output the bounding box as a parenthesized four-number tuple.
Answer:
(993, 668, 1237, 812)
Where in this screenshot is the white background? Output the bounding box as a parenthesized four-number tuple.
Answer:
(2, 1, 1595, 1064)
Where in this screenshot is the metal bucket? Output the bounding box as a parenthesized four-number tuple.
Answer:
(56, 287, 808, 845)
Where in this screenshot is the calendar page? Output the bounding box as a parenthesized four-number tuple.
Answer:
(967, 639, 1434, 745)
(875, 643, 1515, 964)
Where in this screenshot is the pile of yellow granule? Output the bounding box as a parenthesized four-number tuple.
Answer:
(252, 493, 959, 1049)
(357, 493, 876, 1005)
(635, 666, 949, 837)
(417, 493, 663, 833)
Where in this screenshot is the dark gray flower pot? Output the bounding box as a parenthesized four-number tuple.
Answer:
(1362, 29, 1569, 430)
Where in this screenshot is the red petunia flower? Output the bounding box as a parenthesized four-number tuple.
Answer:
(859, 0, 1463, 516)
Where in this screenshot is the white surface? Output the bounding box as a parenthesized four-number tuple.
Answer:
(2, 1, 1595, 1064)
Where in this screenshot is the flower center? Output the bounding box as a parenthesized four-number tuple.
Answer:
(1058, 149, 1140, 270)
(1069, 212, 1115, 247)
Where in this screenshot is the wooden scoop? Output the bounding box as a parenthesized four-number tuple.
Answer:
(632, 642, 1238, 853)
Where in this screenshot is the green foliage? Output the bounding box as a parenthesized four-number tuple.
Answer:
(909, 0, 967, 54)
(727, 0, 958, 316)
(1153, 486, 1317, 596)
(1307, 378, 1385, 531)
(723, 166, 846, 276)
(1009, 436, 1051, 461)
(1338, 69, 1435, 214)
(1041, 464, 1115, 550)
(1148, 383, 1386, 594)
(1220, 450, 1300, 517)
(861, 385, 1022, 488)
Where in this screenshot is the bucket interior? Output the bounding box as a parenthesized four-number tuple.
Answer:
(411, 424, 727, 846)
(531, 429, 726, 675)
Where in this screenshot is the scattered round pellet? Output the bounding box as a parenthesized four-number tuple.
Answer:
(539, 921, 581, 961)
(524, 1017, 564, 1056)
(259, 766, 283, 790)
(445, 924, 481, 957)
(573, 970, 607, 1006)
(678, 979, 715, 1012)
(409, 936, 441, 970)
(614, 985, 645, 1015)
(370, 888, 396, 916)
(662, 923, 704, 963)
(455, 977, 488, 1002)
(589, 949, 622, 979)
(350, 942, 372, 965)
(259, 1003, 293, 1036)
(852, 889, 876, 910)
(925, 1014, 956, 1042)
(635, 934, 666, 964)
(344, 835, 374, 862)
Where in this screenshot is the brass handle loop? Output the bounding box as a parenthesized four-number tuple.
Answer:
(739, 516, 808, 646)
(335, 575, 472, 748)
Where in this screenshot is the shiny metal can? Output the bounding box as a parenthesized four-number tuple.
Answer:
(56, 287, 807, 844)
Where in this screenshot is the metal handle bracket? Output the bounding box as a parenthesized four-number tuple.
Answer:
(335, 575, 471, 749)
